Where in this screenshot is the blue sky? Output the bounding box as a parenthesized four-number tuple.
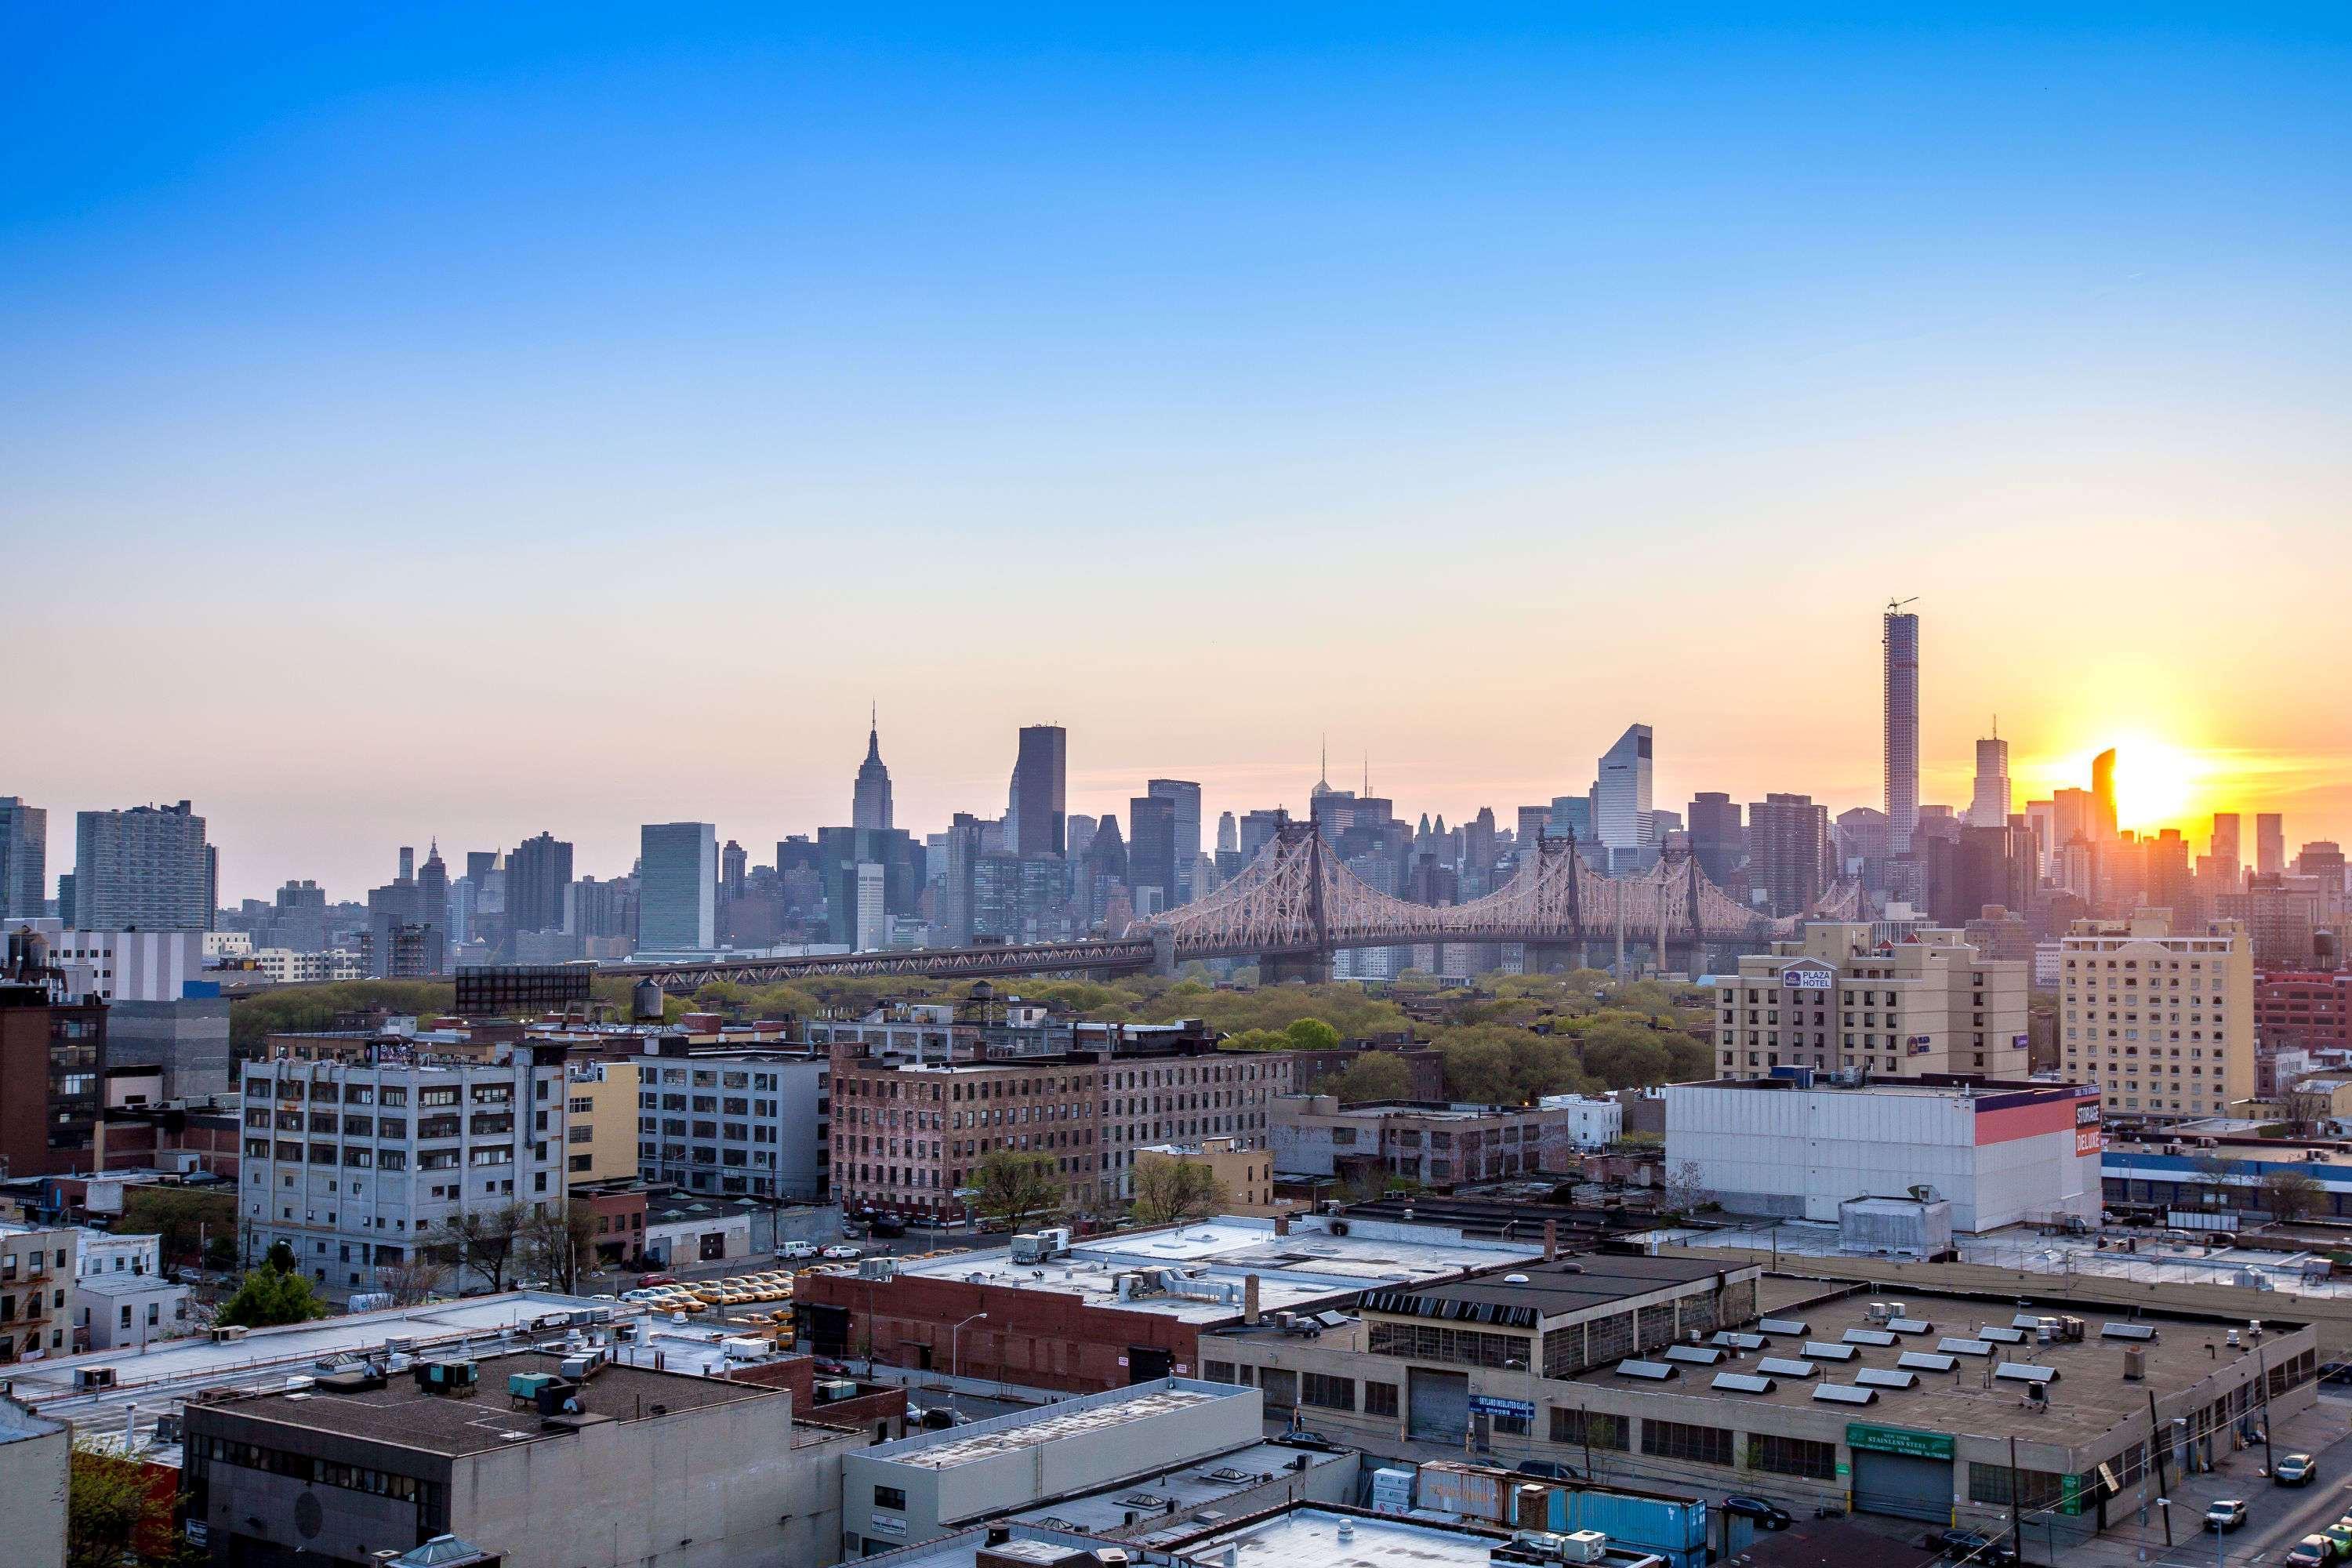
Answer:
(5, 7, 2347, 897)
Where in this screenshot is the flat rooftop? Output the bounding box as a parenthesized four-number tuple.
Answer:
(205, 1348, 771, 1457)
(1194, 1506, 1496, 1568)
(874, 1385, 1227, 1471)
(1359, 1254, 1742, 1325)
(1009, 1439, 1354, 1544)
(1569, 1283, 2306, 1448)
(867, 1216, 1541, 1323)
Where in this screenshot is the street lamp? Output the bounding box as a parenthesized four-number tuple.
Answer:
(952, 1312, 989, 1385)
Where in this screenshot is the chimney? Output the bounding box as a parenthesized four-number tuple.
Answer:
(1244, 1274, 1261, 1325)
(1544, 1220, 1559, 1262)
(1274, 1213, 1290, 1237)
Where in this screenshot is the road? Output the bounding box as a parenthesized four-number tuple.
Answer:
(2135, 1398, 2352, 1568)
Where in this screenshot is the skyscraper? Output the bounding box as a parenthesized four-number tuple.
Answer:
(1969, 730, 2010, 828)
(1746, 793, 1831, 916)
(1216, 811, 1239, 856)
(1686, 793, 1744, 888)
(1147, 780, 1203, 904)
(639, 822, 717, 951)
(2090, 749, 2118, 841)
(2256, 814, 2285, 878)
(852, 708, 893, 832)
(0, 796, 45, 918)
(1127, 795, 1178, 916)
(1882, 604, 1920, 855)
(1014, 725, 1069, 857)
(73, 801, 212, 931)
(506, 832, 574, 935)
(2209, 813, 2242, 894)
(1594, 724, 1653, 860)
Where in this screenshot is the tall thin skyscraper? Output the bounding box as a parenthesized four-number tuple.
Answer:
(1014, 725, 1069, 856)
(2209, 813, 2242, 891)
(852, 706, 894, 831)
(1216, 811, 1239, 856)
(639, 822, 717, 950)
(0, 797, 45, 918)
(1882, 604, 1920, 855)
(2091, 749, 2118, 840)
(1595, 724, 1653, 857)
(1146, 779, 1202, 904)
(1969, 728, 2011, 828)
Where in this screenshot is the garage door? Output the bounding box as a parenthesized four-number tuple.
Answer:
(1851, 1450, 1953, 1523)
(1408, 1368, 1469, 1443)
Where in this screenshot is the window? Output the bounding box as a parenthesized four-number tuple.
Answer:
(1969, 1465, 2063, 1509)
(1364, 1381, 1399, 1417)
(1749, 1434, 1837, 1479)
(1301, 1373, 1356, 1411)
(1552, 1409, 1628, 1450)
(1641, 1420, 1733, 1467)
(1203, 1361, 1236, 1384)
(873, 1485, 907, 1512)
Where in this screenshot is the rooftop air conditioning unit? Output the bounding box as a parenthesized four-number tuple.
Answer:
(210, 1325, 250, 1344)
(1559, 1530, 1609, 1564)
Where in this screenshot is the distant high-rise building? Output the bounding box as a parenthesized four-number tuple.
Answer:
(1216, 811, 1239, 857)
(854, 862, 887, 952)
(0, 796, 45, 918)
(1548, 796, 1593, 842)
(720, 839, 748, 898)
(2256, 814, 2285, 878)
(1687, 793, 1743, 888)
(73, 801, 212, 931)
(852, 708, 894, 831)
(639, 822, 717, 951)
(1970, 731, 2011, 827)
(1014, 725, 1068, 857)
(1066, 813, 1098, 862)
(2209, 813, 2243, 894)
(416, 843, 448, 963)
(1595, 724, 1654, 858)
(1127, 795, 1178, 915)
(2090, 749, 2118, 841)
(1883, 605, 1921, 855)
(1147, 779, 1202, 904)
(1515, 805, 1552, 849)
(1461, 808, 1500, 898)
(1745, 793, 1830, 917)
(1239, 809, 1286, 866)
(506, 832, 573, 935)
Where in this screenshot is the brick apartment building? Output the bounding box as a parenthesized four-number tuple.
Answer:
(2257, 971, 2351, 1051)
(829, 1028, 1294, 1222)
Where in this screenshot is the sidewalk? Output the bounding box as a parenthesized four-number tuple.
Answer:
(2061, 1395, 2352, 1568)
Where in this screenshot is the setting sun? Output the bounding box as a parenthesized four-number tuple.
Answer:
(2104, 735, 2204, 832)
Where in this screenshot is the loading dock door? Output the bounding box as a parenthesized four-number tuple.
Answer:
(1127, 1345, 1173, 1383)
(1851, 1450, 1953, 1523)
(1408, 1368, 1470, 1444)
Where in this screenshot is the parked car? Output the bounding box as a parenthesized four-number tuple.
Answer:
(2277, 1453, 2319, 1486)
(1512, 1459, 1581, 1483)
(637, 1272, 677, 1287)
(2288, 1537, 2333, 1568)
(919, 1406, 964, 1431)
(2324, 1523, 2352, 1560)
(869, 1216, 907, 1238)
(1929, 1529, 2016, 1564)
(1724, 1497, 1794, 1531)
(775, 1241, 818, 1261)
(820, 1243, 862, 1260)
(2206, 1500, 2250, 1532)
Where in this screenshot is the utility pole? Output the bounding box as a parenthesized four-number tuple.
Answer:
(2145, 1390, 2173, 1548)
(2254, 1333, 2275, 1475)
(2007, 1436, 2026, 1566)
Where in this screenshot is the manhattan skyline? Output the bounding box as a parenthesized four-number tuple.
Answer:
(5, 9, 2348, 898)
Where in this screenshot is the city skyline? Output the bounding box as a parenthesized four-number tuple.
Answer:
(6, 9, 2349, 898)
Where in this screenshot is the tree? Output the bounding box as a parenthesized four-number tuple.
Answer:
(438, 1202, 528, 1293)
(217, 1266, 328, 1329)
(69, 1443, 191, 1568)
(1327, 1053, 1412, 1104)
(1222, 1028, 1294, 1052)
(1131, 1160, 1232, 1226)
(2279, 1085, 2336, 1138)
(1579, 1019, 1673, 1090)
(2262, 1168, 2322, 1225)
(973, 1151, 1063, 1232)
(378, 1250, 450, 1308)
(521, 1200, 601, 1294)
(2188, 1152, 2238, 1210)
(1661, 1159, 1713, 1215)
(1436, 1036, 1519, 1105)
(1283, 1018, 1341, 1052)
(1339, 1163, 1399, 1206)
(118, 1188, 237, 1269)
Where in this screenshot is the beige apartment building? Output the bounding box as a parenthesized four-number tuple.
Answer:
(2056, 914, 2252, 1121)
(1711, 921, 2029, 1080)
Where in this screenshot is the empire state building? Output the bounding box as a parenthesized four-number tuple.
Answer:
(852, 710, 893, 830)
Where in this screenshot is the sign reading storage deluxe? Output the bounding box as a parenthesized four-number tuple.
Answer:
(1845, 1422, 1955, 1460)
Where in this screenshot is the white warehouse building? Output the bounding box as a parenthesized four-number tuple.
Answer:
(1664, 1074, 2101, 1232)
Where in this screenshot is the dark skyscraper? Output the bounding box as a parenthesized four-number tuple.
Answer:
(507, 831, 573, 935)
(1127, 795, 1177, 915)
(1687, 793, 1744, 888)
(1014, 725, 1068, 856)
(852, 707, 894, 831)
(0, 796, 45, 919)
(1883, 603, 1920, 855)
(1746, 793, 1830, 917)
(1147, 779, 1202, 903)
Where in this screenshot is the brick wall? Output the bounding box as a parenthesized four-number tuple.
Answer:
(797, 1270, 1208, 1394)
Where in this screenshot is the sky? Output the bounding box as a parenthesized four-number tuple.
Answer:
(4, 6, 2348, 901)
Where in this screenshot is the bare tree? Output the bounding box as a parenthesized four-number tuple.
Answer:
(1131, 1160, 1232, 1227)
(379, 1250, 449, 1308)
(438, 1202, 528, 1293)
(2261, 1168, 2321, 1225)
(521, 1200, 601, 1294)
(2187, 1152, 2238, 1212)
(1662, 1160, 1713, 1214)
(2279, 1085, 2335, 1139)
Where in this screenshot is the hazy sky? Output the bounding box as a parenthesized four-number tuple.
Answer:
(5, 7, 2347, 902)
